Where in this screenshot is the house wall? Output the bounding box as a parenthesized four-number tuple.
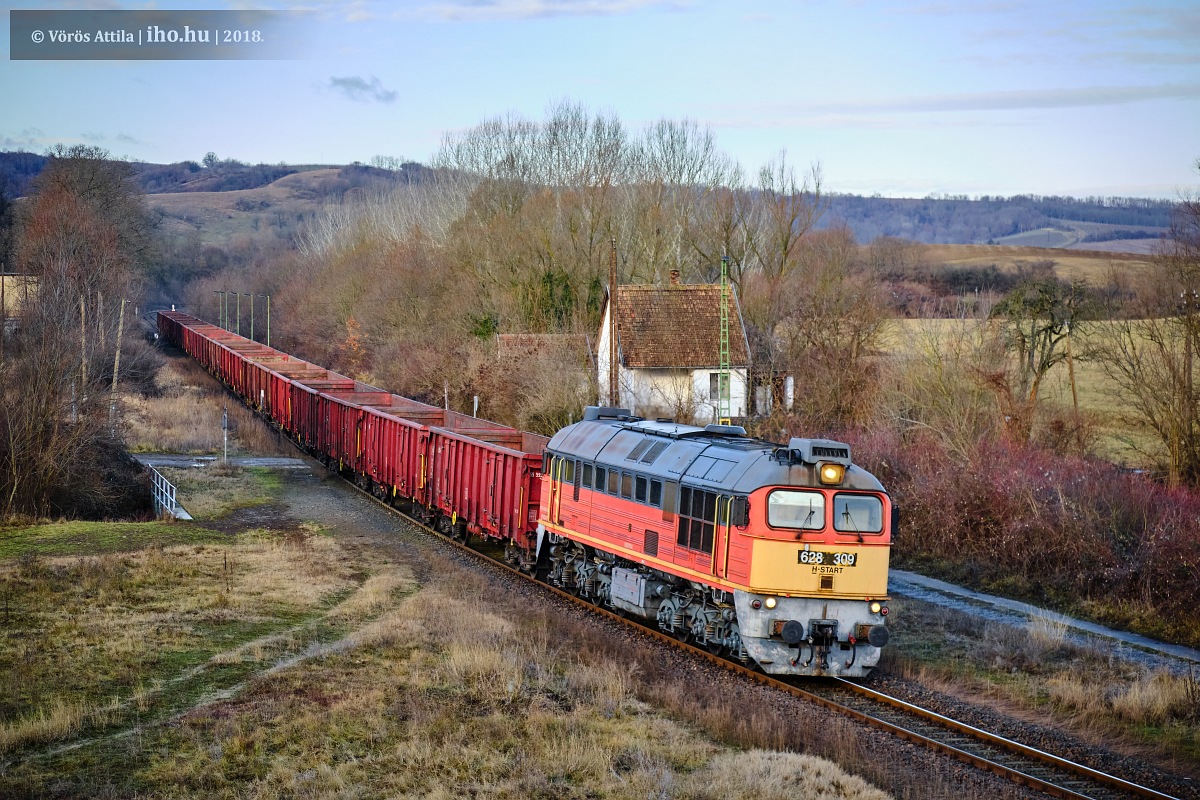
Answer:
(617, 366, 748, 424)
(597, 301, 749, 423)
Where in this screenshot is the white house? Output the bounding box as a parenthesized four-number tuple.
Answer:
(596, 277, 752, 424)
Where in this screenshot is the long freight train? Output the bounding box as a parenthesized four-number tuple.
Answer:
(158, 310, 892, 677)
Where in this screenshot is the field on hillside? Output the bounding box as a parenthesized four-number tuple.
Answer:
(146, 169, 343, 245)
(919, 243, 1156, 284)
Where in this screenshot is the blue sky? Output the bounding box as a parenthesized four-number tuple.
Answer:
(2, 0, 1197, 198)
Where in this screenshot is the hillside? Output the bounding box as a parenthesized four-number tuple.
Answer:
(0, 151, 1177, 254)
(147, 168, 345, 245)
(821, 193, 1172, 251)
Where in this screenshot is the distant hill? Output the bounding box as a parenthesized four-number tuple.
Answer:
(821, 193, 1173, 252)
(0, 150, 1177, 253)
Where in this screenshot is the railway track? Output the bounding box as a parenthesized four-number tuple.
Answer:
(337, 471, 1180, 800)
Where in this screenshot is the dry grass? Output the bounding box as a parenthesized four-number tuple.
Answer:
(127, 578, 894, 800)
(881, 317, 1164, 466)
(918, 244, 1154, 285)
(124, 354, 291, 456)
(0, 526, 895, 800)
(146, 169, 337, 246)
(0, 525, 367, 757)
(884, 597, 1200, 771)
(155, 465, 279, 520)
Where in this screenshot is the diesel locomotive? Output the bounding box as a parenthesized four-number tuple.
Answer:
(538, 407, 891, 677)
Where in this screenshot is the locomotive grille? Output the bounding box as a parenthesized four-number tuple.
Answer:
(812, 446, 850, 460)
(643, 529, 659, 557)
(819, 575, 834, 591)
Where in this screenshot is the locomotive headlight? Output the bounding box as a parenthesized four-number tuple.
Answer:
(765, 597, 777, 609)
(818, 462, 846, 485)
(869, 601, 882, 614)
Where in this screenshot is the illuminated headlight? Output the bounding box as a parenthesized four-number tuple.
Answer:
(869, 601, 882, 614)
(818, 462, 846, 485)
(765, 597, 777, 609)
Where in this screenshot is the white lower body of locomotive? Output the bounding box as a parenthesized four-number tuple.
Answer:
(535, 532, 887, 678)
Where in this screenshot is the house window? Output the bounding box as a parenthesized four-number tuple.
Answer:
(709, 373, 730, 401)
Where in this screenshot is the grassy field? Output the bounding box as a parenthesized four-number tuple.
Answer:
(2, 366, 898, 799)
(883, 598, 1200, 772)
(146, 169, 339, 246)
(919, 243, 1155, 285)
(124, 354, 292, 457)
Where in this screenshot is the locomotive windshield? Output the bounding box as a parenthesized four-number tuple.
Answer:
(768, 490, 826, 530)
(833, 494, 884, 534)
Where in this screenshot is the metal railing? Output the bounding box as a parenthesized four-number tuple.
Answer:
(149, 466, 188, 519)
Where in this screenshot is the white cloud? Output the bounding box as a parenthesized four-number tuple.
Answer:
(799, 83, 1200, 115)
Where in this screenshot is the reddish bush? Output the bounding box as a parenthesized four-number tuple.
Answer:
(833, 426, 1200, 639)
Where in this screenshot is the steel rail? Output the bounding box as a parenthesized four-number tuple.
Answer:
(825, 677, 1178, 800)
(337, 470, 1177, 800)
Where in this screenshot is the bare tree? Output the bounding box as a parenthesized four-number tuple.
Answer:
(1, 145, 151, 517)
(987, 276, 1089, 442)
(1088, 188, 1200, 484)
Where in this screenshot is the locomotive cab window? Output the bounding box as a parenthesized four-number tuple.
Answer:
(608, 469, 619, 495)
(621, 472, 633, 499)
(562, 459, 575, 483)
(768, 489, 826, 530)
(595, 466, 607, 491)
(635, 476, 648, 503)
(833, 494, 884, 534)
(677, 485, 717, 553)
(583, 463, 593, 487)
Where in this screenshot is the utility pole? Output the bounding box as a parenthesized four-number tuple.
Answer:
(608, 238, 618, 407)
(235, 292, 241, 336)
(246, 293, 255, 341)
(1, 272, 6, 369)
(109, 299, 126, 434)
(80, 295, 88, 387)
(262, 294, 270, 347)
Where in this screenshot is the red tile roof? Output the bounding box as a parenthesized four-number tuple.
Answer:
(611, 285, 750, 369)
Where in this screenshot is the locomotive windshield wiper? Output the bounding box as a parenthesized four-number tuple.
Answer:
(841, 508, 864, 542)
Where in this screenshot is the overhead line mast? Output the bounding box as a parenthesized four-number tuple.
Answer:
(609, 237, 618, 407)
(718, 255, 731, 424)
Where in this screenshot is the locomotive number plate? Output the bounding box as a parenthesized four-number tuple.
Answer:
(797, 550, 857, 568)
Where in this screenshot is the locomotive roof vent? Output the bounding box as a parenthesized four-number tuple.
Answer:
(583, 405, 633, 421)
(788, 437, 852, 466)
(704, 423, 747, 437)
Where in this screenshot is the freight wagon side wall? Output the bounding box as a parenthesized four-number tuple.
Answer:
(157, 311, 545, 548)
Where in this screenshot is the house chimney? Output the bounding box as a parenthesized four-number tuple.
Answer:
(669, 269, 681, 286)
